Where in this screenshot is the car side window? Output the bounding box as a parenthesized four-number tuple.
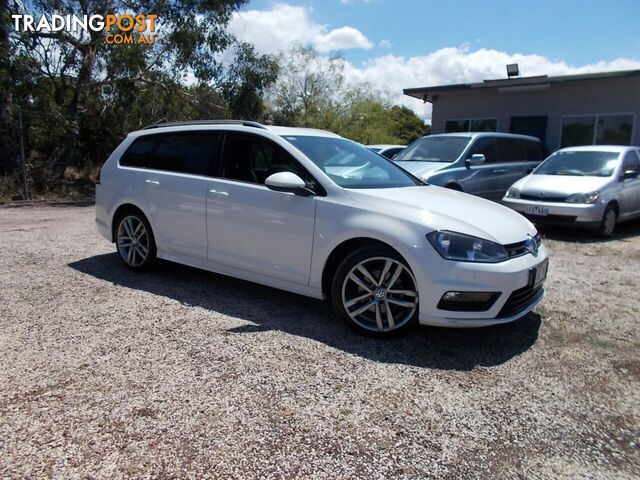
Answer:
(120, 135, 158, 168)
(621, 150, 640, 173)
(520, 140, 544, 161)
(151, 132, 220, 176)
(467, 137, 497, 163)
(495, 138, 524, 163)
(222, 133, 321, 192)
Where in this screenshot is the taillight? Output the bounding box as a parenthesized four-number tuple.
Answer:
(95, 168, 101, 185)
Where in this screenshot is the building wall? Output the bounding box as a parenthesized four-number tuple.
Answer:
(430, 76, 640, 150)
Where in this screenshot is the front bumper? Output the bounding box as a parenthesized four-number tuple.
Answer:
(414, 245, 549, 328)
(502, 198, 605, 226)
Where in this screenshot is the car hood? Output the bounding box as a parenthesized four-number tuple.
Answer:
(393, 161, 448, 178)
(345, 186, 536, 244)
(515, 174, 612, 195)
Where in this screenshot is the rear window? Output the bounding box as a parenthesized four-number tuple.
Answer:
(119, 132, 221, 176)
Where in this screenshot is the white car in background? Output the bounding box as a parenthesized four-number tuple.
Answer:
(503, 146, 640, 237)
(367, 144, 406, 159)
(95, 120, 548, 337)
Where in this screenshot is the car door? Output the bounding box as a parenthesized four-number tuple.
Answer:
(460, 136, 499, 198)
(141, 131, 220, 260)
(487, 137, 534, 201)
(206, 132, 317, 285)
(617, 149, 640, 218)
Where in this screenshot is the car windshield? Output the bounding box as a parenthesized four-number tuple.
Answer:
(283, 136, 421, 189)
(393, 136, 470, 162)
(534, 151, 620, 177)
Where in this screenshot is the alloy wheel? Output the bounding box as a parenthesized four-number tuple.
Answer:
(341, 257, 418, 333)
(117, 215, 150, 267)
(603, 208, 616, 237)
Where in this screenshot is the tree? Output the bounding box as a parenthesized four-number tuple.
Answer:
(267, 45, 427, 145)
(7, 0, 277, 179)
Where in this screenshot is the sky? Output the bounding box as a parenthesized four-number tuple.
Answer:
(228, 0, 640, 122)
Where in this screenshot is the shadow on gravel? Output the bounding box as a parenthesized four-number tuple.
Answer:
(537, 219, 640, 244)
(69, 253, 542, 371)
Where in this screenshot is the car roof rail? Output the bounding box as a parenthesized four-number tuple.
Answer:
(142, 120, 268, 130)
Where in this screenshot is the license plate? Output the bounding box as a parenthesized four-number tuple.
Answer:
(525, 205, 549, 216)
(530, 259, 549, 288)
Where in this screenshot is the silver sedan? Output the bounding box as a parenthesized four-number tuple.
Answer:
(503, 146, 640, 237)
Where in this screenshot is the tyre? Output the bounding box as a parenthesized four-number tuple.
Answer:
(597, 204, 617, 238)
(331, 245, 419, 337)
(445, 183, 463, 191)
(115, 211, 157, 271)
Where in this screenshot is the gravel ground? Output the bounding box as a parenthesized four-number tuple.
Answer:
(0, 203, 639, 479)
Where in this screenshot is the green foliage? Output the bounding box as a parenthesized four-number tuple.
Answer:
(268, 46, 428, 145)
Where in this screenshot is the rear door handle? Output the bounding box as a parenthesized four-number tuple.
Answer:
(208, 189, 229, 198)
(145, 179, 160, 185)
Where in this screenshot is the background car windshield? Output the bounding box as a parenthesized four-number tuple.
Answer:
(394, 136, 470, 162)
(284, 136, 421, 189)
(534, 151, 620, 177)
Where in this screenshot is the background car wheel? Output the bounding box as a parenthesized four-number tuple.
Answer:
(597, 204, 617, 238)
(331, 245, 419, 337)
(445, 183, 463, 191)
(115, 211, 157, 271)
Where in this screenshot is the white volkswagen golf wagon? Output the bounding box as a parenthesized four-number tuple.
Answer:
(95, 120, 548, 336)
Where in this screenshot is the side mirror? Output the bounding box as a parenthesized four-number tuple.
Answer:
(465, 154, 485, 168)
(620, 169, 639, 181)
(265, 171, 312, 196)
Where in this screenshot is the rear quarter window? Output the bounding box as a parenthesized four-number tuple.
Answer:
(119, 135, 157, 168)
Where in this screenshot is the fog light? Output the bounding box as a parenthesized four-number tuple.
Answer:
(437, 291, 500, 312)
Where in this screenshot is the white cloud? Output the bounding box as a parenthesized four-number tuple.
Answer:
(314, 26, 373, 52)
(228, 4, 640, 123)
(228, 4, 372, 55)
(341, 47, 640, 122)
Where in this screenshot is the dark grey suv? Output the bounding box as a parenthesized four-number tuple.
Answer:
(393, 133, 546, 201)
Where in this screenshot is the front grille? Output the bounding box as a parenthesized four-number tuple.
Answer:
(504, 233, 541, 259)
(520, 194, 567, 202)
(525, 214, 577, 223)
(497, 284, 543, 318)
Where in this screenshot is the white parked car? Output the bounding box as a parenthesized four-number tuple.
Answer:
(367, 144, 406, 159)
(503, 146, 640, 237)
(95, 120, 549, 337)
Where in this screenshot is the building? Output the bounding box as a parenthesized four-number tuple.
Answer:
(404, 69, 640, 152)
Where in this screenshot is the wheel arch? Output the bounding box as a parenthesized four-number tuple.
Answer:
(321, 237, 411, 298)
(111, 202, 151, 243)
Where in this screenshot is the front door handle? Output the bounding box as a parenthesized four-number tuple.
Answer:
(145, 179, 160, 185)
(209, 189, 229, 198)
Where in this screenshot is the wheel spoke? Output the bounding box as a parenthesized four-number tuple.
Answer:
(387, 289, 418, 297)
(117, 235, 132, 246)
(124, 218, 135, 238)
(387, 298, 417, 308)
(384, 301, 395, 329)
(135, 245, 147, 259)
(345, 292, 371, 308)
(379, 259, 392, 286)
(348, 273, 373, 293)
(127, 244, 135, 264)
(386, 264, 404, 289)
(356, 265, 378, 287)
(350, 300, 375, 317)
(133, 221, 143, 238)
(374, 304, 384, 331)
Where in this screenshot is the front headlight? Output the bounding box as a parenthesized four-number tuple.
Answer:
(566, 191, 600, 204)
(426, 230, 509, 263)
(505, 187, 520, 199)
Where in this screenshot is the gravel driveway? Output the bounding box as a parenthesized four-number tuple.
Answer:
(1, 203, 638, 479)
